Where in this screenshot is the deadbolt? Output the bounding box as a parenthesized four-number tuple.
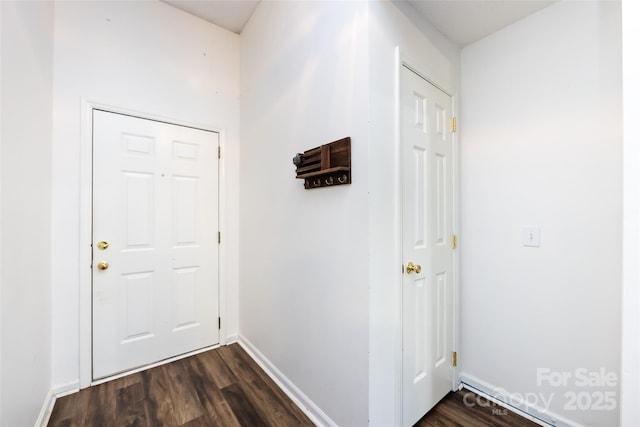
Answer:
(406, 261, 422, 274)
(97, 241, 109, 250)
(97, 261, 109, 270)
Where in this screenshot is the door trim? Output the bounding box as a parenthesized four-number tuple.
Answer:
(394, 51, 460, 425)
(79, 99, 229, 387)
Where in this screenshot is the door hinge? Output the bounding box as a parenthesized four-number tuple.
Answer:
(218, 231, 221, 244)
(451, 117, 457, 133)
(452, 234, 458, 250)
(218, 146, 221, 159)
(452, 351, 457, 367)
(218, 317, 221, 330)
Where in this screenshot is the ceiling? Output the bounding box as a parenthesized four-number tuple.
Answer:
(162, 0, 260, 34)
(404, 0, 556, 46)
(161, 0, 557, 47)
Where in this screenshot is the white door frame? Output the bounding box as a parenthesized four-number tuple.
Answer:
(394, 52, 460, 425)
(78, 99, 230, 388)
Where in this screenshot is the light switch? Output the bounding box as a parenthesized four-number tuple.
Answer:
(523, 227, 540, 247)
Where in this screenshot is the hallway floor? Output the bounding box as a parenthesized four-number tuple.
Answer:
(48, 344, 314, 426)
(48, 343, 540, 427)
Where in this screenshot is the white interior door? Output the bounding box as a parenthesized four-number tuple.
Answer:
(92, 110, 219, 380)
(401, 65, 454, 426)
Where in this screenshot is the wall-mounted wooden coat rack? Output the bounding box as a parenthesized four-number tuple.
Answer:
(293, 137, 351, 189)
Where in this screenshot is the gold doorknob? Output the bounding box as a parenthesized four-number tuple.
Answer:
(406, 261, 422, 274)
(97, 261, 109, 270)
(97, 241, 109, 250)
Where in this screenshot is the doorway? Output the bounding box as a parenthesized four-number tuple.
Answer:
(91, 110, 220, 379)
(401, 65, 455, 426)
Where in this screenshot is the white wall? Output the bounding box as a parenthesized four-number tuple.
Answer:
(460, 2, 622, 425)
(51, 0, 240, 390)
(622, 0, 640, 424)
(239, 2, 370, 425)
(367, 2, 459, 425)
(0, 1, 54, 425)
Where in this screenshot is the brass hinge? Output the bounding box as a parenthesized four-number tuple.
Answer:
(452, 351, 457, 367)
(451, 117, 457, 133)
(218, 231, 221, 244)
(452, 234, 458, 249)
(218, 146, 221, 159)
(218, 317, 221, 330)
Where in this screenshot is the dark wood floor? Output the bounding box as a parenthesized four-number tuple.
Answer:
(50, 344, 540, 427)
(48, 343, 314, 427)
(417, 389, 541, 427)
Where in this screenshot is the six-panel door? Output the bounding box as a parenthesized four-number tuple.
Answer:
(92, 110, 219, 379)
(401, 66, 454, 426)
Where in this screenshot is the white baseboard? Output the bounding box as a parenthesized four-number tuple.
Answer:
(459, 373, 582, 427)
(35, 389, 55, 427)
(36, 381, 81, 427)
(52, 380, 80, 397)
(238, 335, 336, 427)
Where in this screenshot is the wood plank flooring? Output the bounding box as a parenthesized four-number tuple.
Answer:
(48, 344, 314, 427)
(50, 344, 540, 427)
(417, 390, 542, 427)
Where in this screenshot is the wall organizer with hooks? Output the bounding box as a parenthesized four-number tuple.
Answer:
(293, 137, 351, 189)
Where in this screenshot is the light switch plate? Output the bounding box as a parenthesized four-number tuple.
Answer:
(523, 227, 540, 247)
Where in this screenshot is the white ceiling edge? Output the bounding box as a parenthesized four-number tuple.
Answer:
(160, 0, 260, 34)
(404, 0, 558, 47)
(160, 0, 558, 47)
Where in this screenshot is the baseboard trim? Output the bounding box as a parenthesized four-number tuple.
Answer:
(36, 381, 82, 427)
(459, 373, 582, 427)
(238, 336, 337, 427)
(35, 389, 56, 427)
(52, 380, 80, 397)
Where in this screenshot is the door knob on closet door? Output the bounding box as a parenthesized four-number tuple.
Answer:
(406, 261, 421, 274)
(97, 261, 109, 271)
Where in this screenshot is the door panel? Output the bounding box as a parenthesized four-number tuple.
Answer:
(92, 110, 219, 379)
(402, 66, 454, 426)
